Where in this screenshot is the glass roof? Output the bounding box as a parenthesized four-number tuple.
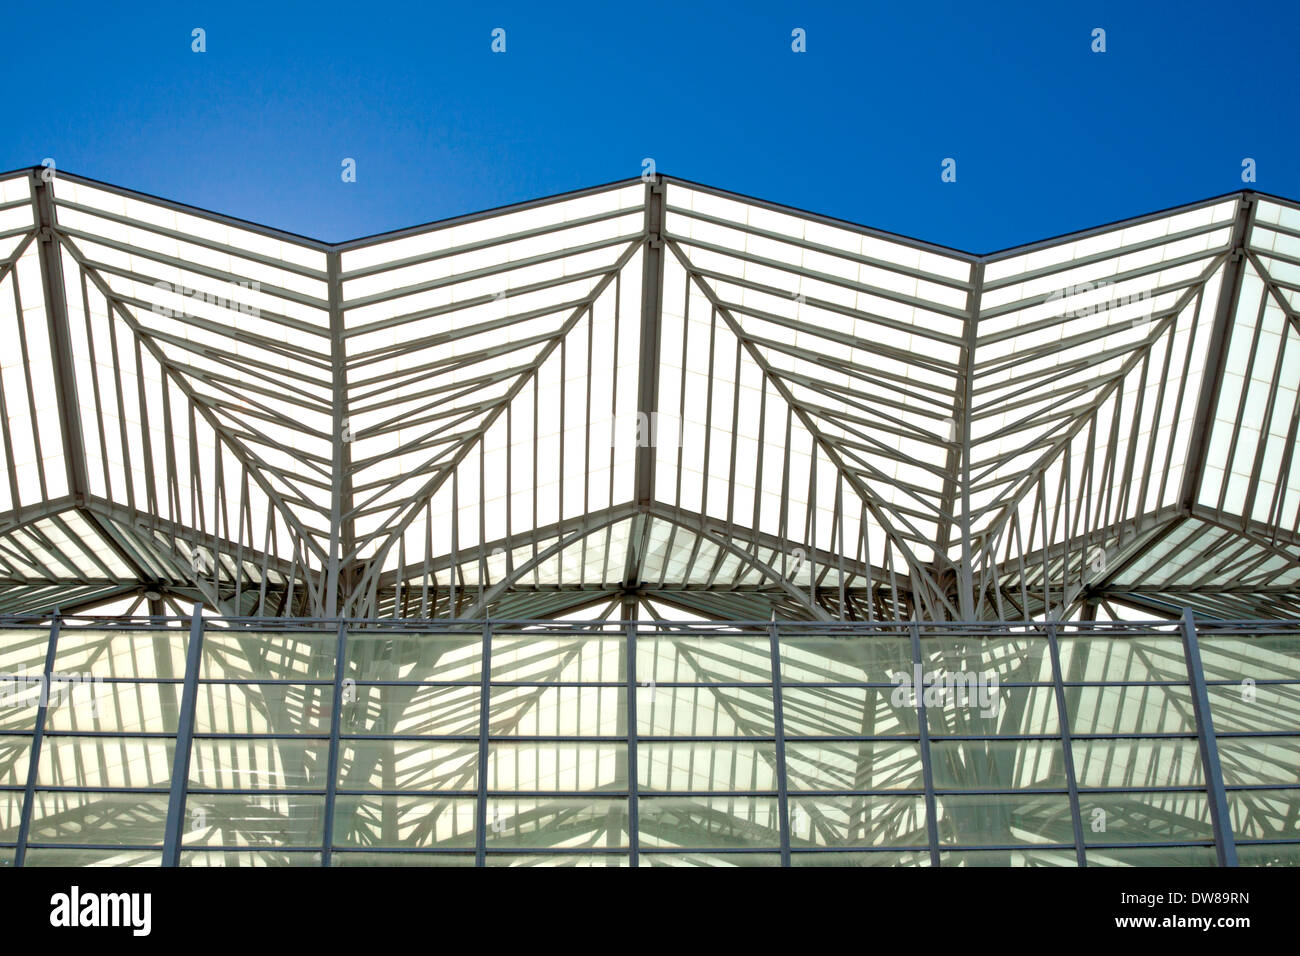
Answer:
(0, 167, 1296, 621)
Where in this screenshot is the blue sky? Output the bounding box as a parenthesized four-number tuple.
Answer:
(1, 0, 1294, 250)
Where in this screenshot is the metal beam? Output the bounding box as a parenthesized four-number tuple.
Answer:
(625, 180, 667, 589)
(161, 604, 205, 866)
(32, 174, 88, 503)
(1179, 608, 1238, 866)
(1180, 195, 1255, 512)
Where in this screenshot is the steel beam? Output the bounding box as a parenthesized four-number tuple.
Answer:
(161, 604, 205, 866)
(32, 174, 88, 504)
(1180, 195, 1255, 512)
(1179, 608, 1238, 866)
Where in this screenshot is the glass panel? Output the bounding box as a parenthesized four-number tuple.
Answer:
(45, 681, 180, 733)
(331, 851, 475, 866)
(781, 685, 916, 736)
(22, 847, 162, 866)
(936, 793, 1074, 846)
(789, 794, 927, 848)
(917, 636, 1053, 681)
(345, 683, 478, 736)
(1078, 791, 1213, 845)
(0, 736, 30, 787)
(1208, 682, 1300, 732)
(490, 634, 624, 683)
(641, 852, 779, 867)
(37, 736, 173, 788)
(1216, 737, 1300, 786)
(792, 850, 930, 866)
(490, 685, 622, 737)
(1198, 634, 1300, 682)
(180, 850, 323, 867)
(201, 631, 335, 681)
(1228, 789, 1300, 841)
(345, 632, 480, 682)
(331, 795, 475, 848)
(0, 629, 53, 731)
(779, 636, 910, 684)
(639, 796, 778, 849)
(53, 630, 188, 679)
(0, 627, 53, 676)
(188, 737, 331, 790)
(785, 740, 923, 791)
(1072, 738, 1204, 788)
(183, 793, 326, 847)
(1065, 683, 1195, 734)
(1235, 843, 1300, 866)
(640, 742, 776, 792)
(0, 789, 24, 841)
(1085, 845, 1218, 866)
(484, 853, 629, 867)
(639, 635, 770, 684)
(940, 848, 1077, 866)
(927, 686, 1057, 736)
(339, 740, 477, 791)
(28, 791, 170, 846)
(639, 684, 773, 736)
(1057, 636, 1188, 682)
(487, 742, 623, 792)
(931, 740, 1067, 790)
(484, 796, 627, 848)
(194, 682, 333, 735)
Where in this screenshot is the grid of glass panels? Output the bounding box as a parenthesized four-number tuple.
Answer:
(0, 616, 1296, 866)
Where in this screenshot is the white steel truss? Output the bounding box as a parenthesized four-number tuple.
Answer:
(0, 168, 1297, 621)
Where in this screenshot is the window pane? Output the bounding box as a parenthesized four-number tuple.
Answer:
(639, 636, 770, 684)
(339, 740, 477, 791)
(194, 683, 332, 735)
(640, 742, 776, 792)
(331, 795, 475, 848)
(789, 794, 926, 848)
(1078, 791, 1213, 845)
(201, 632, 335, 681)
(38, 736, 173, 788)
(780, 637, 909, 684)
(640, 795, 777, 849)
(189, 737, 330, 790)
(485, 796, 626, 848)
(1072, 738, 1203, 788)
(28, 791, 170, 846)
(936, 793, 1074, 846)
(786, 740, 923, 792)
(345, 632, 480, 682)
(931, 739, 1067, 790)
(487, 742, 622, 792)
(183, 793, 326, 847)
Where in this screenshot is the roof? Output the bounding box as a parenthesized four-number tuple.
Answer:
(0, 167, 1297, 620)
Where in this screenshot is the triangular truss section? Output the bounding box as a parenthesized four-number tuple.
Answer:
(0, 168, 1296, 620)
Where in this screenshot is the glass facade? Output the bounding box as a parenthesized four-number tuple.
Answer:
(1, 615, 1296, 866)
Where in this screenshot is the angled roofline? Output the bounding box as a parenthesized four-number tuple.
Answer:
(4, 163, 1298, 262)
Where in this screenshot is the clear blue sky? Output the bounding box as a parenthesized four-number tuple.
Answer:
(2, 0, 1294, 251)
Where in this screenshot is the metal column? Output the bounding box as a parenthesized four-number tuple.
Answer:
(161, 604, 206, 866)
(320, 621, 349, 866)
(1180, 608, 1238, 866)
(1045, 622, 1087, 866)
(13, 614, 61, 866)
(768, 620, 792, 866)
(908, 622, 942, 866)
